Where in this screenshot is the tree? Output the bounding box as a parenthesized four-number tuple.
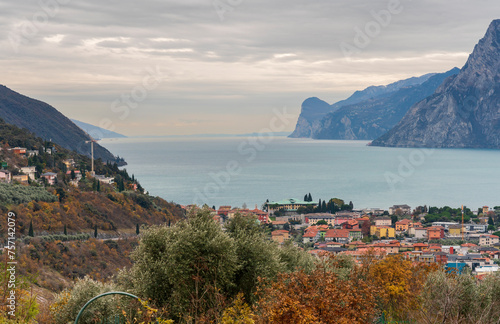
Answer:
(94, 225, 98, 238)
(63, 224, 67, 236)
(225, 214, 283, 303)
(391, 215, 398, 225)
(307, 193, 312, 202)
(28, 220, 34, 237)
(349, 201, 354, 210)
(96, 180, 101, 192)
(122, 209, 238, 322)
(322, 200, 327, 212)
(303, 194, 308, 202)
(70, 169, 76, 180)
(136, 223, 140, 235)
(255, 254, 378, 323)
(316, 220, 328, 226)
(489, 215, 495, 226)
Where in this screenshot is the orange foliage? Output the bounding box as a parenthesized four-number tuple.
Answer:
(254, 257, 378, 324)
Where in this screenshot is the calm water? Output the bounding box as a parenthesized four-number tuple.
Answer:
(100, 137, 500, 211)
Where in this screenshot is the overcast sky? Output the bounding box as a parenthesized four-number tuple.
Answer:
(0, 0, 498, 136)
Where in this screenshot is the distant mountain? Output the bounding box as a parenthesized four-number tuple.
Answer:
(0, 85, 123, 163)
(312, 68, 460, 140)
(372, 20, 500, 149)
(289, 73, 436, 138)
(71, 119, 127, 139)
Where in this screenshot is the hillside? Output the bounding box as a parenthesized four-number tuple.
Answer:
(372, 20, 500, 148)
(0, 85, 123, 163)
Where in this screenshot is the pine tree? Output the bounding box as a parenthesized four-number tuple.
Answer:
(64, 224, 67, 236)
(28, 220, 34, 237)
(136, 223, 140, 235)
(94, 225, 98, 238)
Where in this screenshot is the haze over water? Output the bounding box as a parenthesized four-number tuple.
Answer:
(101, 137, 500, 211)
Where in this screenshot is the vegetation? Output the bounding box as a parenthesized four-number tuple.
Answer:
(424, 206, 476, 224)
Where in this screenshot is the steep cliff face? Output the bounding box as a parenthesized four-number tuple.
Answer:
(289, 73, 436, 138)
(0, 85, 122, 163)
(312, 68, 459, 140)
(372, 20, 500, 149)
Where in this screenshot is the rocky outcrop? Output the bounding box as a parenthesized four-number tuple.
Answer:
(289, 73, 436, 138)
(312, 68, 459, 140)
(372, 20, 500, 149)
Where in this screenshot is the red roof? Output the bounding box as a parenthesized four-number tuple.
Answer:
(325, 229, 349, 238)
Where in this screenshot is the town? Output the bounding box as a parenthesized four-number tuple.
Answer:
(187, 197, 500, 277)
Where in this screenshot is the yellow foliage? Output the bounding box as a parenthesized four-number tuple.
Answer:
(221, 293, 255, 324)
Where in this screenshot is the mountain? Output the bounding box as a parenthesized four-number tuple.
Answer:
(71, 119, 127, 139)
(0, 85, 123, 163)
(289, 73, 436, 138)
(312, 68, 460, 140)
(372, 20, 500, 149)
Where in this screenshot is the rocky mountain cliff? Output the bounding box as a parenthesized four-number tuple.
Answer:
(0, 85, 123, 163)
(372, 20, 500, 149)
(312, 68, 459, 140)
(289, 73, 436, 138)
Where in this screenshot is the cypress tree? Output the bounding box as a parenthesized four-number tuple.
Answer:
(28, 220, 34, 237)
(304, 194, 308, 201)
(308, 193, 312, 202)
(97, 180, 101, 192)
(318, 199, 322, 212)
(136, 223, 140, 235)
(64, 224, 67, 236)
(349, 201, 354, 210)
(94, 225, 98, 238)
(322, 200, 327, 212)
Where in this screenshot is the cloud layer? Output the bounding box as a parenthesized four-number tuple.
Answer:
(0, 0, 498, 135)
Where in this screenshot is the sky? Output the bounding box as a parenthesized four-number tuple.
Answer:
(0, 0, 498, 136)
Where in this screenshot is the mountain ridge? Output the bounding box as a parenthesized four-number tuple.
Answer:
(0, 85, 124, 163)
(371, 19, 500, 149)
(289, 73, 436, 138)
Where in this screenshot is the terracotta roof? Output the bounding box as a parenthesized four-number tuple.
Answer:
(272, 230, 289, 236)
(325, 229, 349, 238)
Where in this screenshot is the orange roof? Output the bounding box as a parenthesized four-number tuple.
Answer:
(461, 243, 478, 247)
(325, 229, 349, 238)
(396, 219, 412, 225)
(272, 230, 289, 236)
(413, 243, 429, 247)
(272, 220, 287, 225)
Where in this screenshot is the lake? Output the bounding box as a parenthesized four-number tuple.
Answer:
(100, 136, 500, 211)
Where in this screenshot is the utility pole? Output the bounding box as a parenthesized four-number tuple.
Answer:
(85, 136, 97, 176)
(461, 205, 465, 241)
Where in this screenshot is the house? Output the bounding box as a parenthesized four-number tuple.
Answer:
(409, 227, 427, 239)
(448, 225, 464, 237)
(26, 150, 38, 157)
(389, 204, 411, 215)
(348, 241, 367, 249)
(66, 170, 82, 181)
(10, 147, 27, 155)
(370, 226, 395, 239)
(464, 223, 488, 233)
(249, 207, 269, 224)
(479, 235, 500, 247)
(334, 214, 354, 226)
(427, 226, 445, 240)
(370, 242, 399, 254)
(0, 170, 12, 183)
(63, 159, 75, 169)
(306, 214, 335, 226)
(413, 243, 428, 252)
(324, 229, 350, 244)
(20, 166, 36, 180)
(41, 172, 57, 185)
(12, 174, 28, 184)
(271, 230, 290, 243)
(217, 206, 232, 217)
(94, 175, 115, 185)
(348, 229, 363, 241)
(303, 229, 320, 243)
(267, 198, 317, 215)
(374, 217, 392, 227)
(395, 219, 412, 232)
(341, 219, 359, 229)
(460, 243, 479, 254)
